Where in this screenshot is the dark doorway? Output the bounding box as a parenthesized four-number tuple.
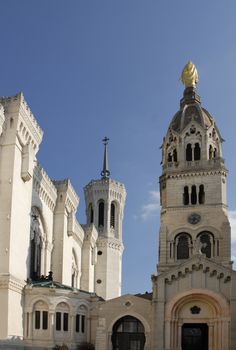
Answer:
(182, 323, 208, 350)
(112, 316, 146, 350)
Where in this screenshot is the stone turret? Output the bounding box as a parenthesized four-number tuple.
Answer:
(84, 138, 126, 300)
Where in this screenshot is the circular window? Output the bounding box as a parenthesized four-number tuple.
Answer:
(97, 279, 102, 284)
(97, 250, 103, 256)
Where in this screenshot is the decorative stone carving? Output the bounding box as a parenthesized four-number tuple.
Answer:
(188, 213, 201, 225)
(190, 305, 201, 314)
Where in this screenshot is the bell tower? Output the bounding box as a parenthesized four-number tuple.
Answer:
(84, 137, 126, 300)
(158, 61, 231, 273)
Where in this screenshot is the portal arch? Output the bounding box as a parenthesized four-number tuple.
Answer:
(165, 289, 230, 350)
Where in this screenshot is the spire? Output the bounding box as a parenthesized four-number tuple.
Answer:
(101, 137, 110, 179)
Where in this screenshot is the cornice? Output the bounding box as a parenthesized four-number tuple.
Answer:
(0, 274, 25, 293)
(33, 162, 57, 211)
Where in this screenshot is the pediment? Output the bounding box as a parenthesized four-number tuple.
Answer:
(159, 255, 232, 285)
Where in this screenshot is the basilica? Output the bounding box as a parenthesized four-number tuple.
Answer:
(0, 62, 235, 350)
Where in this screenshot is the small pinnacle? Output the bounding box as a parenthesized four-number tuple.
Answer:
(101, 137, 110, 179)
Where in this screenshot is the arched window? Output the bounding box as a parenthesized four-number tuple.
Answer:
(194, 143, 201, 160)
(55, 302, 69, 332)
(110, 202, 116, 228)
(88, 203, 94, 224)
(183, 186, 189, 205)
(191, 185, 197, 205)
(213, 147, 217, 158)
(168, 153, 172, 162)
(75, 305, 87, 338)
(33, 300, 49, 332)
(30, 209, 42, 280)
(199, 185, 205, 204)
(198, 232, 213, 258)
(112, 316, 146, 350)
(176, 233, 190, 260)
(209, 145, 213, 159)
(98, 201, 105, 227)
(173, 149, 178, 162)
(186, 144, 192, 161)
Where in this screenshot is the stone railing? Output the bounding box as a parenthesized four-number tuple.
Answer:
(163, 158, 225, 173)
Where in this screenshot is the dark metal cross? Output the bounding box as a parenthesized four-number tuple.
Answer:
(102, 136, 109, 145)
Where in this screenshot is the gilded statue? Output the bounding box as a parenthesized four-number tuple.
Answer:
(180, 61, 198, 88)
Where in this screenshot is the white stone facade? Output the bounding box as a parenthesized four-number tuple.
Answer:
(0, 93, 126, 349)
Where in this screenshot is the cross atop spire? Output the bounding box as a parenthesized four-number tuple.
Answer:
(101, 137, 110, 179)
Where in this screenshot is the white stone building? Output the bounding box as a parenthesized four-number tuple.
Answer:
(0, 63, 235, 350)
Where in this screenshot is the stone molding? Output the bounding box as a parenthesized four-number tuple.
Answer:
(164, 169, 228, 179)
(160, 257, 232, 285)
(96, 237, 124, 252)
(0, 274, 25, 293)
(33, 163, 57, 211)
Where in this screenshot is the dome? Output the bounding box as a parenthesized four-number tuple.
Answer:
(169, 87, 217, 135)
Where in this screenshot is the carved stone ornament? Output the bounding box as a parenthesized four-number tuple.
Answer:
(188, 213, 201, 225)
(190, 305, 201, 314)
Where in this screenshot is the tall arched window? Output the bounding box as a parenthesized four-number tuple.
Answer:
(55, 302, 70, 332)
(33, 300, 49, 332)
(112, 316, 146, 350)
(88, 203, 94, 224)
(213, 147, 217, 158)
(110, 202, 116, 228)
(194, 143, 201, 160)
(98, 201, 105, 227)
(209, 145, 213, 159)
(173, 149, 178, 162)
(176, 233, 190, 260)
(168, 153, 172, 162)
(191, 185, 197, 205)
(30, 209, 42, 280)
(186, 144, 192, 161)
(199, 185, 205, 204)
(198, 232, 213, 258)
(183, 186, 189, 205)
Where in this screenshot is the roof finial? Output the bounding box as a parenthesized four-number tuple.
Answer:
(101, 137, 110, 179)
(180, 61, 198, 88)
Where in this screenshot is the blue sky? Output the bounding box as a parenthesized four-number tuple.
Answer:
(1, 1, 236, 294)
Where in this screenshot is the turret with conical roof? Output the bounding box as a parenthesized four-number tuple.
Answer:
(83, 138, 126, 300)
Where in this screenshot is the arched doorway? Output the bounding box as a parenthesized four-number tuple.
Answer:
(165, 289, 230, 350)
(111, 315, 146, 350)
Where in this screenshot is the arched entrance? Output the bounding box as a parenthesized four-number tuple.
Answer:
(111, 315, 146, 350)
(165, 289, 230, 350)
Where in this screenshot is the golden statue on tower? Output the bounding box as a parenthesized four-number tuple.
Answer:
(180, 61, 198, 88)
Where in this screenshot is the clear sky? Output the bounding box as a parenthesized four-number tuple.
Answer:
(1, 0, 236, 294)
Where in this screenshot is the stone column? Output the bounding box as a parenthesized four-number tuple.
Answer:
(70, 314, 75, 342)
(165, 320, 171, 349)
(28, 311, 33, 340)
(48, 312, 54, 340)
(208, 323, 214, 350)
(177, 323, 182, 350)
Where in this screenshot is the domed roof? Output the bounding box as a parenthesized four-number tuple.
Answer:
(169, 87, 216, 135)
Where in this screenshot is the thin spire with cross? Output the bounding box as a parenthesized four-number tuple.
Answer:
(101, 136, 110, 179)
